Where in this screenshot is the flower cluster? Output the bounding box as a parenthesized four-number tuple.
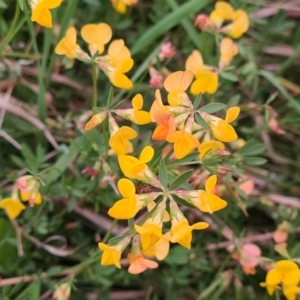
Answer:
(55, 24, 134, 89)
(195, 1, 249, 39)
(261, 260, 300, 300)
(0, 175, 42, 220)
(85, 63, 241, 272)
(150, 70, 240, 160)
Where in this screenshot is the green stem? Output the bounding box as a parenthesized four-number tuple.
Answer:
(0, 1, 21, 54)
(1, 51, 39, 59)
(128, 218, 135, 232)
(92, 64, 98, 107)
(102, 219, 118, 244)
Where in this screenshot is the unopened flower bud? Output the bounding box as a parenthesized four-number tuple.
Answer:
(158, 42, 176, 60)
(273, 229, 288, 244)
(52, 282, 71, 300)
(194, 14, 214, 30)
(85, 111, 107, 130)
(81, 167, 99, 177)
(149, 66, 164, 89)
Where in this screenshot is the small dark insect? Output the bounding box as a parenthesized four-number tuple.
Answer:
(136, 184, 154, 194)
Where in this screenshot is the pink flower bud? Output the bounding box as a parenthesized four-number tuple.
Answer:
(273, 229, 288, 244)
(194, 14, 213, 30)
(158, 42, 176, 60)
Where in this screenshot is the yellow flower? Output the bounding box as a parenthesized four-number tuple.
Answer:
(209, 1, 249, 39)
(209, 1, 234, 27)
(20, 192, 42, 205)
(143, 232, 171, 261)
(116, 94, 151, 125)
(109, 126, 137, 155)
(85, 111, 107, 130)
(108, 178, 142, 219)
(170, 203, 209, 249)
(98, 243, 122, 268)
(118, 146, 156, 183)
(130, 94, 151, 125)
(198, 140, 225, 159)
(97, 39, 133, 89)
(163, 70, 194, 106)
(224, 10, 249, 39)
(219, 38, 238, 69)
(283, 285, 300, 300)
(0, 198, 26, 219)
(186, 50, 218, 95)
(135, 201, 168, 250)
(260, 260, 300, 296)
(190, 175, 227, 213)
(111, 0, 138, 14)
(55, 27, 83, 59)
(81, 23, 112, 56)
(149, 89, 169, 121)
(166, 130, 199, 159)
(30, 0, 62, 28)
(209, 107, 240, 142)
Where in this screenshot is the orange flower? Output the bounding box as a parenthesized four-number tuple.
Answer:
(164, 71, 194, 106)
(128, 253, 158, 274)
(152, 110, 176, 141)
(149, 89, 169, 121)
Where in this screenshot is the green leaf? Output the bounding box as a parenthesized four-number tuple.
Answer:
(194, 94, 202, 109)
(92, 107, 104, 113)
(291, 243, 300, 257)
(195, 113, 209, 129)
(238, 140, 267, 157)
(259, 70, 300, 114)
(0, 0, 8, 8)
(165, 245, 191, 265)
(165, 0, 201, 49)
(131, 0, 211, 55)
(0, 218, 18, 273)
(106, 87, 114, 109)
(220, 72, 239, 82)
(243, 157, 267, 166)
(170, 169, 193, 190)
(168, 152, 199, 165)
(172, 194, 195, 209)
(200, 103, 227, 113)
(159, 158, 168, 188)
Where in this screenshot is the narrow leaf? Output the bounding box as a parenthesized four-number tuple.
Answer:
(159, 158, 168, 188)
(201, 103, 227, 113)
(170, 169, 193, 190)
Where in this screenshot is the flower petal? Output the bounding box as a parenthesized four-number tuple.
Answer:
(164, 70, 194, 93)
(185, 50, 204, 75)
(118, 178, 136, 198)
(132, 94, 143, 110)
(139, 146, 154, 163)
(225, 107, 240, 123)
